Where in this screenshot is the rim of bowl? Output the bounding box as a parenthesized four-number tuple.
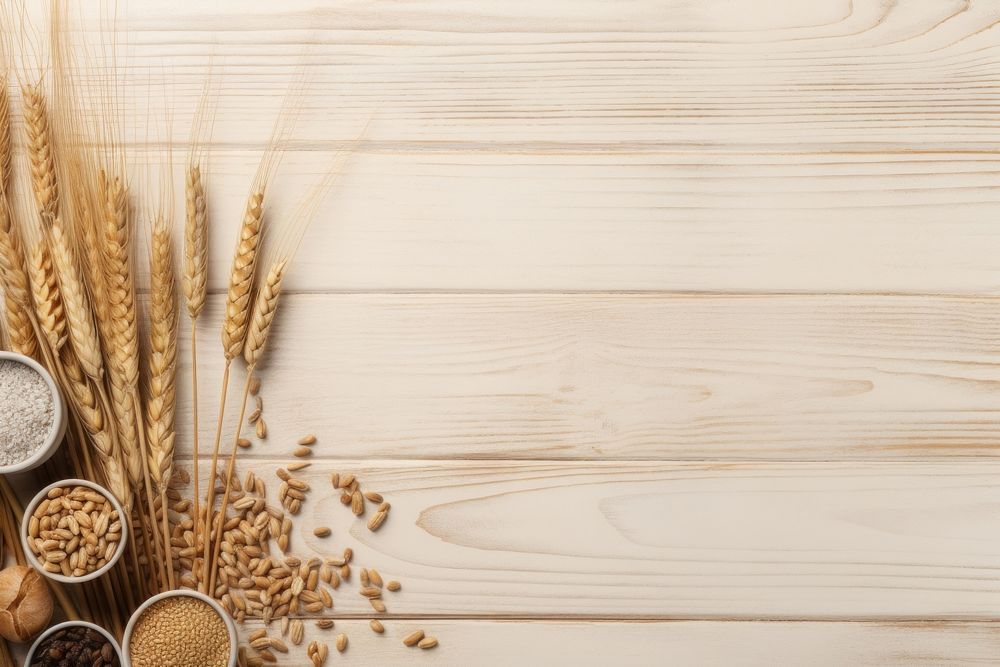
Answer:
(122, 590, 238, 667)
(20, 478, 129, 584)
(24, 620, 124, 667)
(0, 351, 67, 475)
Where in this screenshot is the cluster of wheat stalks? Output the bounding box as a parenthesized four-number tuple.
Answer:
(0, 24, 304, 662)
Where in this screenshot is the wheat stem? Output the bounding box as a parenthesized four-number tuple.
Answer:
(201, 359, 230, 592)
(206, 366, 254, 595)
(184, 163, 208, 567)
(134, 390, 167, 593)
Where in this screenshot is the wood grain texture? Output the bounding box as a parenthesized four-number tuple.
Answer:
(36, 0, 1000, 293)
(190, 459, 1000, 618)
(8, 0, 999, 661)
(232, 620, 1000, 666)
(175, 293, 1000, 461)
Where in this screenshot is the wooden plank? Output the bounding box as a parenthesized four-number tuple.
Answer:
(227, 620, 1000, 666)
(110, 149, 1000, 294)
(16, 620, 1000, 666)
(175, 293, 1000, 461)
(72, 0, 1000, 149)
(13, 1, 1000, 292)
(185, 459, 1000, 618)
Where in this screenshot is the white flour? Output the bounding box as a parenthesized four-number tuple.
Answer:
(0, 360, 55, 466)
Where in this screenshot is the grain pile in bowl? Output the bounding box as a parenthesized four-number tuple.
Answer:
(129, 596, 231, 667)
(30, 625, 120, 667)
(26, 485, 122, 578)
(0, 359, 54, 467)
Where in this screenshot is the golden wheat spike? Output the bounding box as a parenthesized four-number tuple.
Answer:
(243, 259, 287, 367)
(73, 186, 111, 332)
(100, 173, 138, 387)
(99, 174, 142, 487)
(28, 240, 67, 352)
(221, 191, 263, 360)
(146, 221, 178, 488)
(184, 164, 208, 320)
(0, 204, 36, 358)
(49, 219, 104, 380)
(21, 84, 59, 224)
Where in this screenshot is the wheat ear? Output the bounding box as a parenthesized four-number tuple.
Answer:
(21, 84, 58, 223)
(0, 81, 33, 356)
(99, 173, 143, 487)
(243, 259, 287, 366)
(146, 221, 177, 489)
(49, 220, 104, 380)
(184, 164, 208, 319)
(28, 240, 67, 352)
(221, 191, 263, 359)
(184, 162, 208, 562)
(0, 203, 36, 358)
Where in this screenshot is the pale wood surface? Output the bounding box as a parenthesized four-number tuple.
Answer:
(178, 294, 1000, 461)
(239, 620, 1000, 666)
(29, 0, 1000, 294)
(192, 459, 1000, 619)
(16, 0, 1000, 664)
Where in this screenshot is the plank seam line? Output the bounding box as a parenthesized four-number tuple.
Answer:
(179, 456, 1000, 465)
(188, 288, 1000, 298)
(241, 614, 1000, 623)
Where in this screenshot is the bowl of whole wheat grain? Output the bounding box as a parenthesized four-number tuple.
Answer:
(20, 479, 128, 584)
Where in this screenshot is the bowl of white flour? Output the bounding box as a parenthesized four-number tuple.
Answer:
(0, 351, 66, 474)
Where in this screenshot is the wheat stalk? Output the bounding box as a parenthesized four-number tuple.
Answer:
(98, 172, 144, 483)
(98, 173, 163, 586)
(0, 82, 33, 356)
(49, 219, 104, 380)
(208, 259, 287, 593)
(184, 162, 208, 562)
(21, 84, 59, 224)
(28, 240, 67, 352)
(147, 219, 178, 588)
(202, 189, 264, 588)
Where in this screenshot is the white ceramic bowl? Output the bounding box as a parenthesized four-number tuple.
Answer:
(21, 479, 129, 584)
(122, 590, 238, 667)
(24, 620, 124, 667)
(0, 351, 67, 475)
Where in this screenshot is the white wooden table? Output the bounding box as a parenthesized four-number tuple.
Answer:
(61, 0, 1000, 663)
